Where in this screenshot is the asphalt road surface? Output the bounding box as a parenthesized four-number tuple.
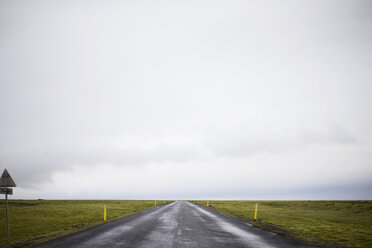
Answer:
(36, 201, 316, 248)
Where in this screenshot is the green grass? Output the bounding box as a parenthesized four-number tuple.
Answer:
(196, 200, 372, 248)
(0, 199, 167, 247)
(2, 200, 370, 247)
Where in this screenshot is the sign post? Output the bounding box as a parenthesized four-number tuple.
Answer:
(0, 169, 17, 243)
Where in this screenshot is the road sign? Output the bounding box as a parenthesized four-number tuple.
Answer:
(0, 169, 17, 187)
(0, 188, 12, 195)
(1, 169, 16, 243)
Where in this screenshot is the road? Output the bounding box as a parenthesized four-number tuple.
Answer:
(36, 201, 315, 248)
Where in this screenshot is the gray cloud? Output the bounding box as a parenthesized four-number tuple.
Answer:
(0, 141, 204, 187)
(206, 124, 359, 158)
(1, 0, 371, 199)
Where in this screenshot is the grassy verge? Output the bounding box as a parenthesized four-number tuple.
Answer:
(194, 200, 372, 248)
(0, 199, 168, 247)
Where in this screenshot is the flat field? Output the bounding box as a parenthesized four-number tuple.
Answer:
(198, 200, 372, 248)
(2, 200, 371, 247)
(0, 200, 161, 247)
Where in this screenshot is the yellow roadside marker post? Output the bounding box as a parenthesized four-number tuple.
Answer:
(254, 203, 258, 221)
(104, 205, 107, 221)
(155, 200, 157, 207)
(207, 201, 209, 207)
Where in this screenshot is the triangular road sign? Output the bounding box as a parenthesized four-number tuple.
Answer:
(0, 169, 16, 187)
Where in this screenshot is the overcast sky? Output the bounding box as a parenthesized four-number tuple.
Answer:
(1, 0, 371, 200)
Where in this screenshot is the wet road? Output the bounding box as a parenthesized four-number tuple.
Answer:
(36, 201, 315, 248)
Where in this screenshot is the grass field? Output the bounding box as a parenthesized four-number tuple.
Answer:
(0, 199, 166, 247)
(195, 200, 372, 248)
(2, 200, 371, 247)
